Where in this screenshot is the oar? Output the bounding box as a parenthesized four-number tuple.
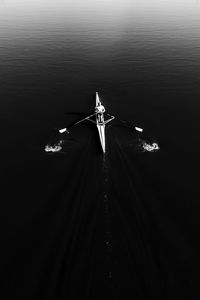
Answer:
(58, 113, 97, 134)
(72, 113, 97, 126)
(107, 114, 143, 132)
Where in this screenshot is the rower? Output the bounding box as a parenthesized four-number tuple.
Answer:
(95, 103, 105, 124)
(95, 103, 105, 114)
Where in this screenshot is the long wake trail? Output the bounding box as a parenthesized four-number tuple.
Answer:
(102, 152, 118, 299)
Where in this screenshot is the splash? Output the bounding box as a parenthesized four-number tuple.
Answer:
(140, 140, 160, 152)
(44, 139, 64, 153)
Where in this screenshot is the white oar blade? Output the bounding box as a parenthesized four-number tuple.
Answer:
(135, 126, 143, 132)
(59, 128, 67, 134)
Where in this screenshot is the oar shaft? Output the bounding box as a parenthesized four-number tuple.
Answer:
(73, 113, 97, 126)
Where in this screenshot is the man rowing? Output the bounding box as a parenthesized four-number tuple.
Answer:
(53, 92, 143, 154)
(95, 101, 105, 124)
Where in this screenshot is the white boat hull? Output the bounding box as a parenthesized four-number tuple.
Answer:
(97, 124, 105, 153)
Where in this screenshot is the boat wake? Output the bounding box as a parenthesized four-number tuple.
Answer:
(44, 130, 160, 155)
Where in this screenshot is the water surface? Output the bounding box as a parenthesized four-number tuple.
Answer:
(1, 0, 200, 298)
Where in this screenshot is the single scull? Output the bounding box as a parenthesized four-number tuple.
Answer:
(58, 92, 143, 154)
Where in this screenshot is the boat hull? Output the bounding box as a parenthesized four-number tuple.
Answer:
(97, 124, 105, 153)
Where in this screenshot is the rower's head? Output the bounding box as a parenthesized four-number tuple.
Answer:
(95, 104, 105, 113)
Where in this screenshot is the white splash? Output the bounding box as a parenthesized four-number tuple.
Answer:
(44, 140, 64, 153)
(141, 141, 160, 152)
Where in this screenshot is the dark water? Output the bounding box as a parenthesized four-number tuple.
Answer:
(1, 1, 200, 298)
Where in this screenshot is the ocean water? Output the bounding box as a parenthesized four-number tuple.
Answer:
(1, 0, 200, 298)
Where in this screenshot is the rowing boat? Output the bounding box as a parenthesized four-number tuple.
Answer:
(57, 92, 143, 154)
(95, 92, 106, 153)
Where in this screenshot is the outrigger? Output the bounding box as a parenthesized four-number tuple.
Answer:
(58, 92, 143, 154)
